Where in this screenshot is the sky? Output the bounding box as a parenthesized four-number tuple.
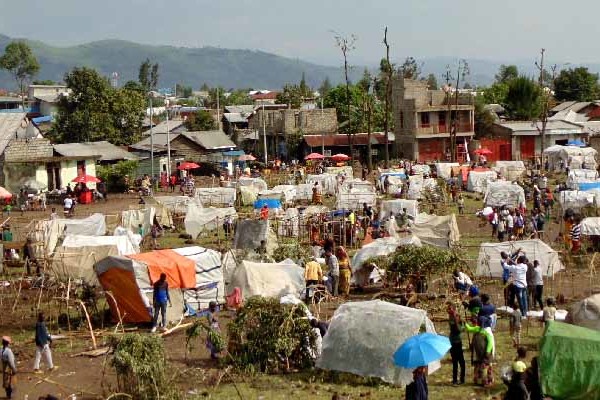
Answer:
(2, 0, 599, 66)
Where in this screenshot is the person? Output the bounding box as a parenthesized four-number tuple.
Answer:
(169, 174, 177, 193)
(452, 269, 472, 293)
(510, 300, 522, 348)
(570, 216, 582, 253)
(490, 208, 498, 238)
(526, 262, 536, 308)
(383, 175, 390, 193)
(260, 204, 269, 220)
(464, 286, 482, 317)
(503, 361, 529, 400)
(507, 255, 529, 316)
(465, 320, 494, 387)
(311, 182, 322, 205)
(542, 297, 557, 327)
(138, 223, 145, 237)
(65, 183, 73, 195)
(150, 221, 162, 250)
(309, 318, 329, 338)
(206, 301, 221, 359)
(255, 239, 267, 261)
(447, 302, 465, 385)
(1, 226, 12, 242)
(515, 346, 527, 363)
(1, 336, 16, 399)
(63, 194, 73, 217)
(405, 366, 428, 400)
(33, 312, 54, 373)
(336, 247, 351, 297)
(532, 260, 544, 310)
(524, 357, 543, 400)
(457, 194, 465, 215)
(536, 209, 545, 239)
(501, 249, 521, 307)
(325, 248, 339, 297)
(49, 207, 58, 220)
(151, 273, 171, 333)
(478, 294, 496, 330)
(497, 216, 506, 242)
(514, 211, 525, 240)
(506, 211, 514, 238)
(304, 257, 323, 302)
(23, 237, 38, 275)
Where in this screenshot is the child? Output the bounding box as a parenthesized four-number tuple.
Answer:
(457, 195, 465, 215)
(542, 297, 557, 327)
(138, 223, 145, 237)
(510, 301, 522, 348)
(206, 301, 221, 359)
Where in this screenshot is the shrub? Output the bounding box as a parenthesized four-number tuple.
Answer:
(97, 160, 138, 192)
(366, 245, 462, 278)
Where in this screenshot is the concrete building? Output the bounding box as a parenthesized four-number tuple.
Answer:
(392, 77, 475, 162)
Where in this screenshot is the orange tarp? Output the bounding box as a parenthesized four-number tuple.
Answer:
(127, 249, 196, 289)
(98, 268, 151, 323)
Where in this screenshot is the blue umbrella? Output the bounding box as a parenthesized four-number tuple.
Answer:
(393, 333, 451, 368)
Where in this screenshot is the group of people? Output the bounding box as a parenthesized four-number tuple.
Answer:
(304, 242, 352, 301)
(486, 205, 543, 242)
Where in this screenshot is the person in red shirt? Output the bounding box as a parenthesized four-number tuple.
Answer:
(260, 204, 269, 220)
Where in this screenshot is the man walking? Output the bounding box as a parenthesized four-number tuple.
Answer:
(1, 336, 16, 399)
(325, 248, 339, 297)
(304, 257, 323, 302)
(33, 312, 54, 373)
(447, 302, 465, 385)
(507, 256, 529, 316)
(151, 273, 171, 333)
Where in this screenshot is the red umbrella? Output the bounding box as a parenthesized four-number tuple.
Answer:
(72, 175, 101, 184)
(238, 154, 256, 161)
(330, 153, 351, 161)
(474, 148, 493, 156)
(177, 161, 201, 170)
(305, 152, 324, 160)
(0, 187, 12, 200)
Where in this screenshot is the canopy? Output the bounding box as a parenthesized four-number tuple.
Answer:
(184, 202, 237, 239)
(581, 218, 600, 236)
(410, 213, 460, 248)
(484, 181, 526, 208)
(228, 259, 304, 299)
(567, 294, 600, 331)
(305, 152, 324, 160)
(476, 239, 565, 278)
(72, 174, 101, 184)
(39, 213, 107, 256)
(316, 301, 437, 386)
(379, 199, 419, 221)
(330, 153, 350, 161)
(540, 321, 600, 400)
(178, 161, 200, 170)
(474, 148, 492, 155)
(545, 145, 597, 171)
(0, 187, 12, 199)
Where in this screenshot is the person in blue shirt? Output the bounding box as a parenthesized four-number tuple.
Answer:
(478, 294, 497, 330)
(151, 273, 171, 333)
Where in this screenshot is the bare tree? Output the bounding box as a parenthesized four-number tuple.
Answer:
(333, 31, 357, 158)
(535, 49, 557, 170)
(382, 27, 392, 167)
(447, 60, 470, 162)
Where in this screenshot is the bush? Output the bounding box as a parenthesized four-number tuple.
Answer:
(272, 242, 312, 265)
(367, 245, 462, 278)
(228, 297, 316, 373)
(97, 160, 138, 192)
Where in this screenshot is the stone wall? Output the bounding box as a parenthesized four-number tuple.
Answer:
(250, 108, 338, 136)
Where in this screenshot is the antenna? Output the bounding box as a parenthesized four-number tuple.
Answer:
(111, 72, 119, 88)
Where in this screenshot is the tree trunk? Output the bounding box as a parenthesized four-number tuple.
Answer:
(344, 56, 353, 159)
(367, 99, 373, 171)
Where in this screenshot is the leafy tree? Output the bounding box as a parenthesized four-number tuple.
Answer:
(426, 73, 438, 90)
(276, 78, 312, 109)
(504, 76, 542, 120)
(474, 97, 498, 138)
(399, 56, 421, 79)
(185, 109, 216, 131)
(299, 72, 310, 97)
(175, 83, 193, 98)
(324, 84, 384, 134)
(554, 67, 600, 102)
(318, 77, 332, 98)
(357, 68, 372, 93)
(482, 82, 509, 105)
(224, 89, 252, 105)
(32, 79, 56, 85)
(53, 67, 145, 145)
(495, 64, 519, 84)
(138, 58, 159, 92)
(122, 80, 144, 93)
(0, 41, 40, 107)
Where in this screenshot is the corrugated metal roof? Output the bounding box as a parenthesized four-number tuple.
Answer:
(181, 131, 236, 150)
(54, 141, 139, 161)
(496, 120, 584, 133)
(34, 94, 62, 103)
(224, 105, 255, 114)
(130, 133, 180, 152)
(550, 101, 577, 113)
(303, 133, 388, 147)
(549, 109, 589, 123)
(0, 113, 38, 155)
(141, 120, 185, 136)
(223, 113, 247, 123)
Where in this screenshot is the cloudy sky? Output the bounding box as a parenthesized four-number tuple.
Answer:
(1, 0, 598, 66)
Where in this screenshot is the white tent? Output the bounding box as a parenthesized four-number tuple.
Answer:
(566, 169, 599, 190)
(184, 202, 237, 239)
(271, 185, 297, 204)
(153, 196, 195, 213)
(325, 166, 353, 177)
(545, 145, 598, 171)
(411, 164, 431, 176)
(173, 246, 225, 310)
(276, 207, 299, 237)
(567, 294, 600, 331)
(194, 187, 236, 206)
(317, 301, 438, 386)
(228, 259, 304, 299)
(294, 183, 313, 202)
(467, 170, 497, 193)
(336, 182, 377, 210)
(351, 236, 422, 283)
(476, 239, 565, 278)
(121, 208, 155, 236)
(410, 213, 460, 248)
(35, 213, 107, 256)
(484, 181, 526, 208)
(379, 199, 419, 221)
(306, 174, 338, 196)
(558, 190, 596, 210)
(385, 175, 404, 195)
(240, 185, 259, 206)
(238, 177, 268, 192)
(493, 161, 526, 180)
(435, 162, 459, 179)
(580, 217, 600, 236)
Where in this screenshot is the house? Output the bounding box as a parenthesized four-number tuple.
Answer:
(490, 120, 585, 162)
(301, 132, 394, 163)
(549, 101, 600, 119)
(250, 91, 279, 106)
(0, 113, 42, 155)
(53, 141, 139, 165)
(0, 96, 23, 112)
(392, 77, 475, 162)
(141, 119, 186, 136)
(27, 85, 70, 118)
(248, 107, 338, 158)
(0, 138, 98, 193)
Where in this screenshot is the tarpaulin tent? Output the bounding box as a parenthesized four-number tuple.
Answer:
(581, 218, 600, 237)
(35, 213, 107, 256)
(233, 220, 269, 250)
(316, 301, 438, 386)
(545, 145, 598, 171)
(539, 321, 600, 400)
(484, 181, 526, 208)
(407, 175, 438, 200)
(351, 236, 422, 283)
(270, 185, 297, 204)
(493, 161, 526, 180)
(579, 182, 600, 192)
(194, 187, 236, 206)
(411, 164, 431, 176)
(434, 162, 459, 179)
(336, 181, 377, 210)
(238, 177, 268, 192)
(467, 169, 497, 193)
(228, 259, 304, 299)
(153, 196, 195, 214)
(294, 183, 313, 202)
(306, 174, 338, 196)
(325, 166, 353, 176)
(184, 202, 237, 239)
(121, 208, 155, 236)
(476, 239, 565, 278)
(558, 190, 596, 210)
(379, 199, 419, 221)
(378, 171, 407, 192)
(276, 207, 299, 237)
(384, 175, 404, 195)
(240, 185, 258, 205)
(410, 213, 460, 248)
(567, 169, 599, 189)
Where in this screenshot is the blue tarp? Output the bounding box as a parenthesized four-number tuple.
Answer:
(254, 199, 282, 209)
(578, 182, 600, 191)
(567, 139, 586, 147)
(223, 150, 245, 157)
(32, 115, 52, 124)
(379, 172, 407, 186)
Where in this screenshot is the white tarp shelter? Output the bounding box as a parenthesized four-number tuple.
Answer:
(277, 207, 299, 237)
(567, 294, 600, 331)
(228, 259, 304, 299)
(484, 181, 526, 208)
(238, 177, 268, 192)
(325, 166, 353, 177)
(317, 301, 438, 386)
(435, 162, 459, 179)
(566, 169, 599, 190)
(467, 170, 497, 193)
(185, 202, 237, 239)
(379, 199, 419, 221)
(306, 174, 338, 196)
(271, 185, 297, 204)
(580, 217, 600, 236)
(407, 176, 437, 200)
(194, 187, 236, 206)
(294, 183, 313, 202)
(544, 145, 598, 171)
(121, 208, 155, 236)
(410, 213, 460, 248)
(493, 161, 526, 180)
(335, 191, 377, 210)
(35, 213, 107, 256)
(558, 190, 596, 210)
(240, 186, 258, 205)
(476, 239, 565, 278)
(153, 196, 194, 213)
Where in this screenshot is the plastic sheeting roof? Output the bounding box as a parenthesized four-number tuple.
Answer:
(229, 259, 304, 299)
(484, 181, 526, 208)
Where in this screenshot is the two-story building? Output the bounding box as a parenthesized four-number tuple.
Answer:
(393, 77, 475, 162)
(28, 84, 70, 117)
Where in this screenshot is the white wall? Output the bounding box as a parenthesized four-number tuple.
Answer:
(60, 160, 98, 190)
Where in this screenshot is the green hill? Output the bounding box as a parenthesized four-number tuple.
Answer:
(0, 34, 355, 90)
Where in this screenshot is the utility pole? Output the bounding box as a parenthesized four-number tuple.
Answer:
(444, 66, 453, 161)
(166, 98, 171, 178)
(383, 27, 391, 167)
(262, 103, 268, 165)
(216, 87, 220, 130)
(535, 48, 554, 171)
(149, 94, 155, 180)
(321, 97, 325, 155)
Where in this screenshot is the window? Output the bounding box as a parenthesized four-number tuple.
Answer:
(438, 112, 446, 125)
(371, 148, 378, 156)
(420, 113, 430, 127)
(294, 113, 300, 128)
(76, 160, 86, 176)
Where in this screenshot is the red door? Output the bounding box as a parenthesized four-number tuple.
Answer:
(418, 139, 444, 162)
(520, 137, 535, 161)
(499, 144, 511, 161)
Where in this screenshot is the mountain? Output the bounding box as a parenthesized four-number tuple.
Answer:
(0, 34, 358, 90)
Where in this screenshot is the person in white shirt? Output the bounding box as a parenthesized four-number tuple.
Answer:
(507, 255, 529, 316)
(532, 260, 544, 310)
(506, 212, 514, 238)
(453, 269, 473, 293)
(63, 195, 74, 217)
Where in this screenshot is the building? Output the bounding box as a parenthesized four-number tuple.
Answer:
(301, 132, 393, 163)
(248, 107, 338, 158)
(141, 119, 187, 136)
(490, 120, 585, 161)
(53, 141, 139, 165)
(27, 85, 70, 118)
(0, 113, 42, 155)
(250, 91, 279, 105)
(393, 77, 475, 162)
(0, 96, 23, 112)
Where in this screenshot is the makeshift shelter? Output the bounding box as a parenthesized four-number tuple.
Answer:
(154, 196, 195, 214)
(558, 190, 596, 211)
(228, 259, 304, 299)
(566, 169, 599, 189)
(351, 236, 422, 283)
(336, 181, 377, 210)
(306, 174, 337, 196)
(434, 162, 459, 179)
(35, 213, 107, 256)
(233, 220, 270, 250)
(121, 208, 155, 236)
(493, 161, 526, 180)
(567, 294, 600, 332)
(325, 166, 353, 176)
(539, 321, 600, 400)
(581, 218, 600, 237)
(378, 171, 407, 192)
(379, 199, 419, 221)
(484, 181, 526, 208)
(302, 205, 330, 217)
(238, 177, 268, 192)
(545, 145, 598, 171)
(294, 183, 313, 202)
(239, 185, 258, 205)
(476, 239, 565, 278)
(270, 185, 297, 204)
(184, 202, 237, 239)
(276, 207, 299, 237)
(411, 164, 431, 176)
(194, 187, 236, 206)
(410, 213, 460, 248)
(317, 301, 438, 386)
(467, 169, 497, 193)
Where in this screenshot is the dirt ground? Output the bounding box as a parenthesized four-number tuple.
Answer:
(0, 180, 591, 399)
